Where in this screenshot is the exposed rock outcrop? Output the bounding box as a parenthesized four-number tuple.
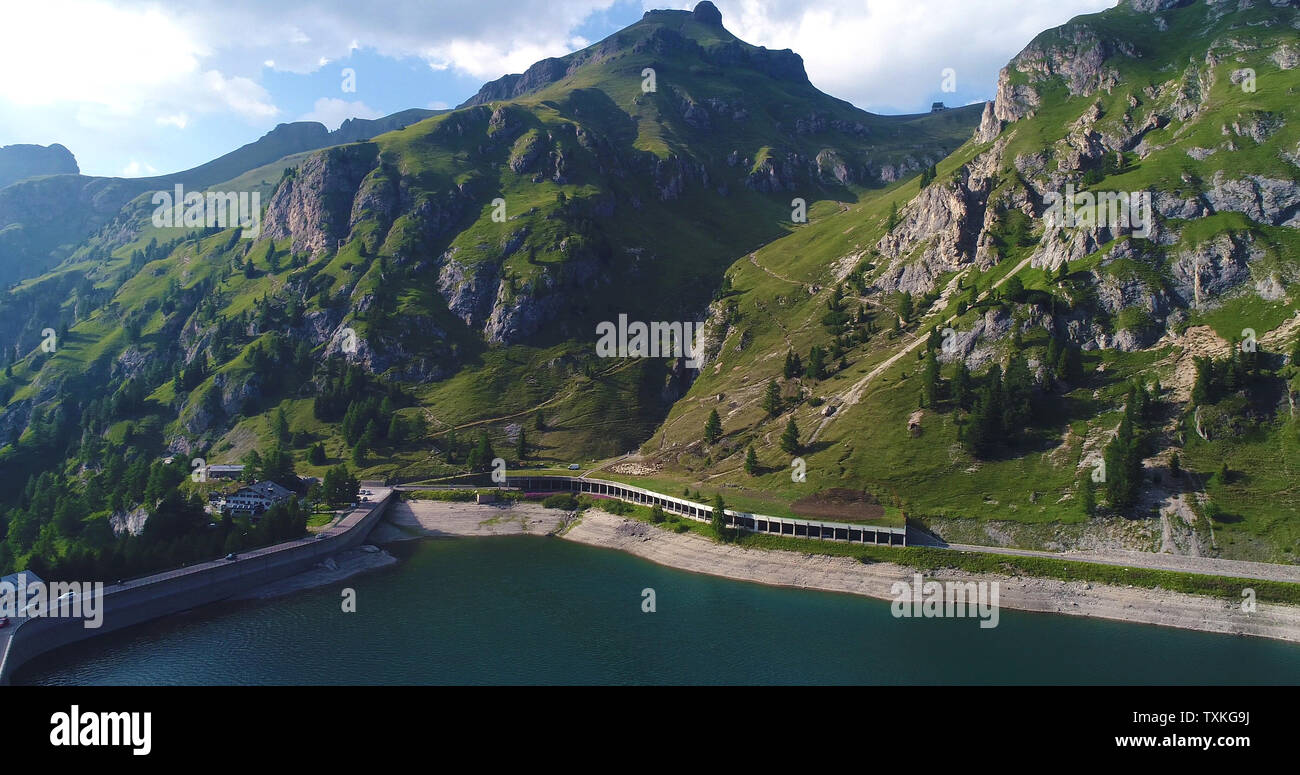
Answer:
(0, 142, 78, 189)
(874, 139, 1007, 294)
(262, 144, 381, 256)
(975, 101, 1002, 144)
(1202, 172, 1300, 227)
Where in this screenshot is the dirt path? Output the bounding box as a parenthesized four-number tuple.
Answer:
(909, 533, 1300, 584)
(748, 252, 804, 287)
(809, 329, 927, 443)
(428, 359, 639, 434)
(809, 256, 1033, 443)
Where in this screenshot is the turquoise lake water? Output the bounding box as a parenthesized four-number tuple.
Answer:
(17, 536, 1300, 685)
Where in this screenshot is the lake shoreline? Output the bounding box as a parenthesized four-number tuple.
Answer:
(354, 499, 1300, 644)
(557, 510, 1300, 644)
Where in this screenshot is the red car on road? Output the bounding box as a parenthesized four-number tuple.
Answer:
(0, 617, 9, 628)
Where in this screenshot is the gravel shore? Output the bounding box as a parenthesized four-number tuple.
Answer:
(371, 499, 570, 541)
(236, 545, 398, 600)
(562, 510, 1300, 643)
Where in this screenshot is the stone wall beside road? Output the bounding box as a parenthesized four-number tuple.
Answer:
(0, 489, 394, 685)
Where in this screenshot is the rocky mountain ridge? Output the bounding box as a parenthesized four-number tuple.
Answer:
(0, 143, 79, 190)
(873, 0, 1299, 356)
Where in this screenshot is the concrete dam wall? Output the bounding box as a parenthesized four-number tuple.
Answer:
(0, 490, 394, 685)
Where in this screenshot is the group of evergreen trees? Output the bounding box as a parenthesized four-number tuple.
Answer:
(2, 458, 188, 572)
(1191, 344, 1266, 407)
(429, 429, 497, 470)
(821, 284, 852, 338)
(312, 360, 413, 464)
(1101, 382, 1157, 511)
(910, 319, 1162, 515)
(914, 333, 1032, 456)
(3, 457, 314, 584)
(1044, 335, 1085, 384)
(807, 345, 827, 380)
(783, 350, 803, 378)
(782, 344, 843, 383)
(341, 396, 401, 451)
(312, 362, 372, 421)
(465, 430, 497, 472)
(917, 322, 1088, 461)
(240, 446, 298, 487)
(958, 357, 1034, 457)
(319, 464, 361, 507)
(0, 226, 422, 582)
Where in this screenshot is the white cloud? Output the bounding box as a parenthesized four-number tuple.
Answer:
(0, 0, 277, 126)
(4, 0, 1108, 126)
(157, 0, 619, 76)
(0, 0, 621, 124)
(5, 0, 1126, 176)
(157, 113, 190, 129)
(298, 98, 382, 130)
(199, 71, 278, 120)
(427, 39, 585, 80)
(121, 160, 158, 176)
(685, 0, 1116, 112)
(0, 2, 198, 107)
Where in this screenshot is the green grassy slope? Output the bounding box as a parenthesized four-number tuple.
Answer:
(0, 4, 983, 579)
(610, 0, 1300, 562)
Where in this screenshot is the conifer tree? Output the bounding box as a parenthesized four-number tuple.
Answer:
(711, 493, 727, 538)
(704, 409, 722, 444)
(762, 379, 782, 417)
(780, 417, 800, 455)
(921, 349, 941, 408)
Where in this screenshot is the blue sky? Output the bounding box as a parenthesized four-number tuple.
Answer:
(0, 0, 1113, 178)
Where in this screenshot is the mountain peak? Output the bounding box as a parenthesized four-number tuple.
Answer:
(642, 2, 722, 25)
(460, 3, 818, 108)
(692, 1, 723, 26)
(0, 142, 79, 189)
(1125, 0, 1195, 13)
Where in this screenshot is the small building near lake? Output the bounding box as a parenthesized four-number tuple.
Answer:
(220, 481, 294, 516)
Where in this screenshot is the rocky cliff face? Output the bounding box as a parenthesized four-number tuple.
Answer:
(0, 399, 32, 448)
(876, 0, 1300, 360)
(461, 58, 580, 108)
(0, 174, 147, 288)
(262, 144, 382, 255)
(0, 110, 440, 293)
(0, 143, 79, 189)
(875, 139, 1007, 295)
(1127, 0, 1194, 12)
(109, 507, 149, 537)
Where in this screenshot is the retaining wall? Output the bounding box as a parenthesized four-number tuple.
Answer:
(0, 491, 394, 685)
